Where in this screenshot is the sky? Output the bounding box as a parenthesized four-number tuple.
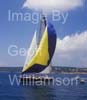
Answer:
(0, 0, 87, 67)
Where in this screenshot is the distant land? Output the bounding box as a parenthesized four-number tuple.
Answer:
(0, 66, 87, 74)
(52, 66, 87, 74)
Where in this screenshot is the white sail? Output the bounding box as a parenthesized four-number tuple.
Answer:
(24, 31, 37, 68)
(40, 64, 52, 74)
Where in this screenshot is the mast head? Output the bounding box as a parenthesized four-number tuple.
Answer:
(41, 14, 47, 26)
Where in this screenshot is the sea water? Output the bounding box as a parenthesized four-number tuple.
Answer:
(0, 71, 87, 100)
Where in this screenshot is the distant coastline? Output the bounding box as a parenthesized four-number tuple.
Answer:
(0, 66, 87, 74)
(52, 66, 87, 74)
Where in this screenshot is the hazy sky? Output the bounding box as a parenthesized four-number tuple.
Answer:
(0, 0, 87, 67)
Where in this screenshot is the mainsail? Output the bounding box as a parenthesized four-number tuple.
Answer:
(22, 16, 57, 74)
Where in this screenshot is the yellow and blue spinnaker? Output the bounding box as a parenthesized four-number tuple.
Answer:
(22, 23, 57, 73)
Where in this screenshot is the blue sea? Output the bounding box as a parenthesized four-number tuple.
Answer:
(0, 72, 87, 100)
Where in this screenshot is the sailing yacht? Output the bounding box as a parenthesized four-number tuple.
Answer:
(20, 15, 57, 82)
